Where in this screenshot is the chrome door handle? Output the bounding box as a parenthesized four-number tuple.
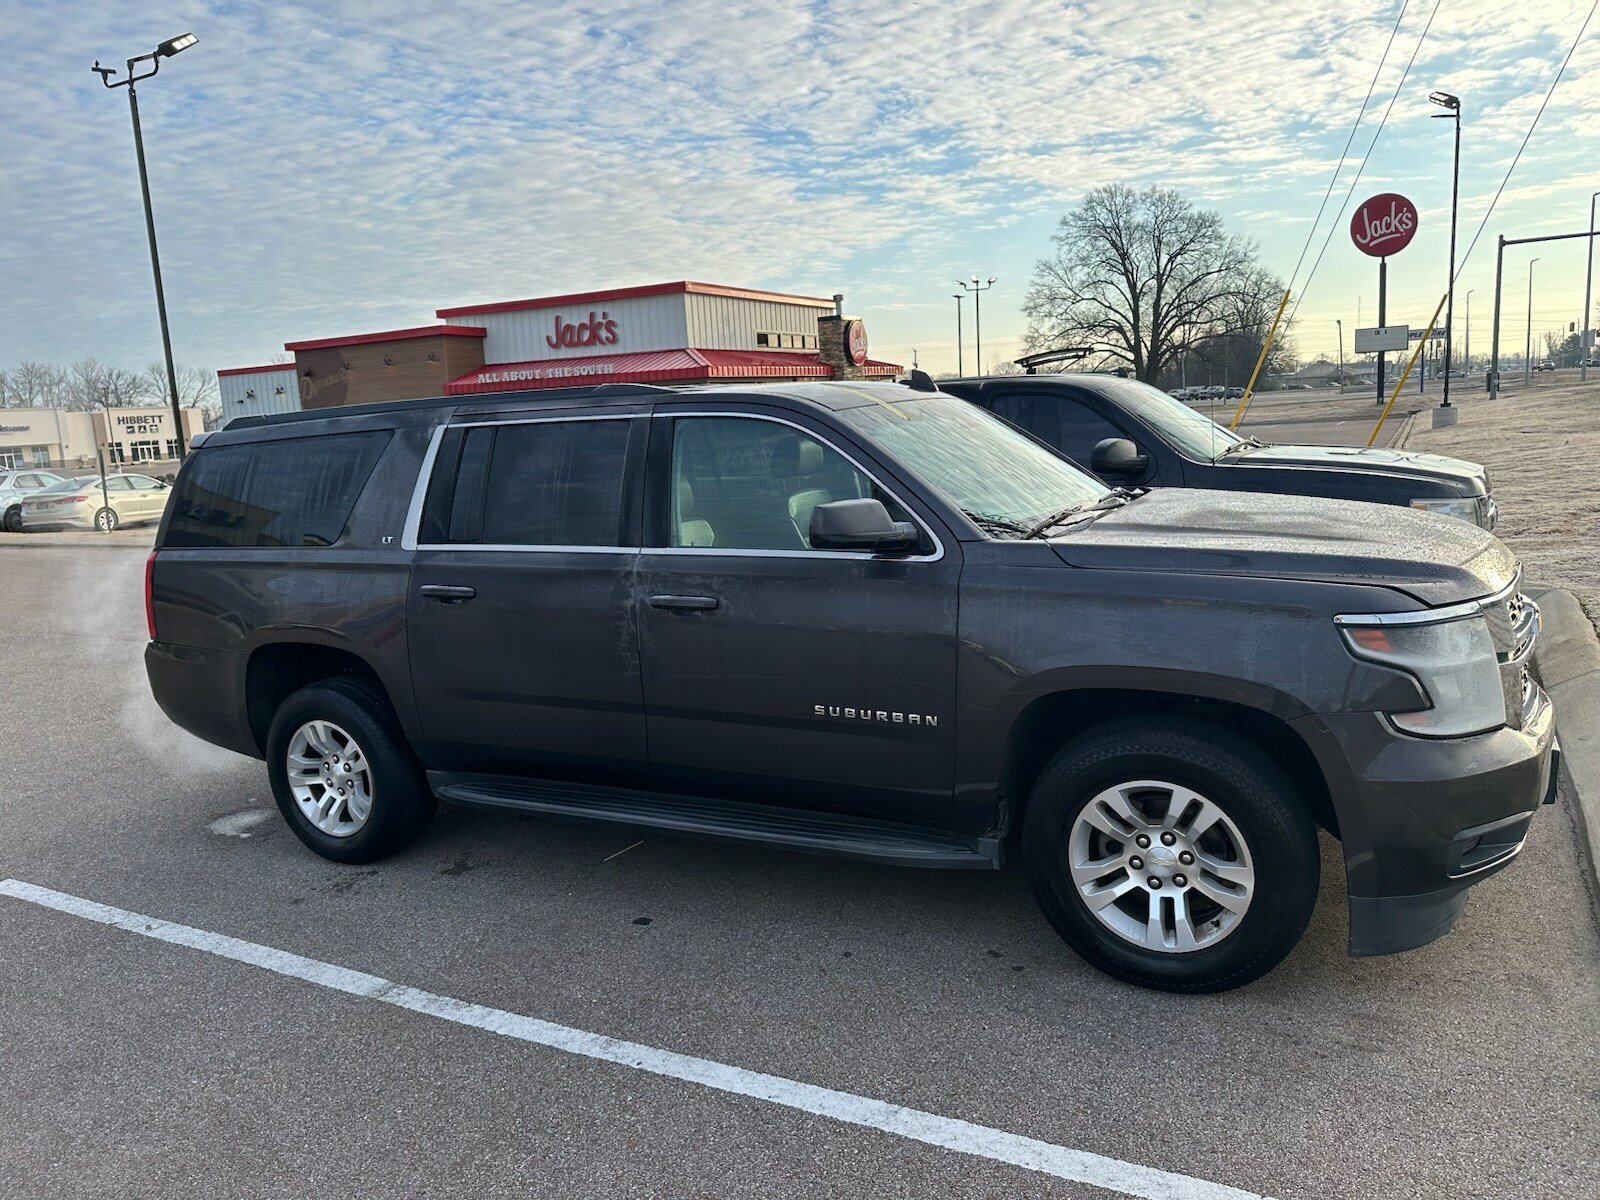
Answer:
(419, 584, 476, 603)
(648, 594, 719, 611)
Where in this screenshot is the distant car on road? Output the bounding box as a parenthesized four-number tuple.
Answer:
(0, 469, 63, 532)
(1536, 361, 1556, 372)
(19, 473, 171, 532)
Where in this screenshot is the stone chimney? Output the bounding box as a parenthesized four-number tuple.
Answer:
(817, 293, 869, 381)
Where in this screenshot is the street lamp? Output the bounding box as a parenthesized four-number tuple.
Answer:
(1430, 90, 1462, 408)
(1525, 258, 1541, 387)
(1584, 191, 1600, 383)
(92, 32, 198, 459)
(1463, 289, 1474, 377)
(956, 276, 996, 374)
(951, 294, 965, 376)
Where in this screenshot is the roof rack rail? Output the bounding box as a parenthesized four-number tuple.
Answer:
(1012, 346, 1098, 375)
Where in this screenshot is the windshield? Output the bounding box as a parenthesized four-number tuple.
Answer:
(833, 392, 1108, 532)
(1093, 377, 1248, 460)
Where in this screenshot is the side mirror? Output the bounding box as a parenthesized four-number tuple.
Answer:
(1090, 437, 1149, 479)
(809, 498, 919, 554)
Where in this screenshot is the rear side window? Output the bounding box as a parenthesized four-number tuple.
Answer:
(164, 430, 391, 548)
(419, 419, 633, 548)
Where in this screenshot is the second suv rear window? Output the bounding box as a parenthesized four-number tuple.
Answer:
(163, 431, 391, 548)
(421, 418, 633, 548)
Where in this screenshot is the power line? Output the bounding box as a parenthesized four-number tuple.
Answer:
(1284, 0, 1444, 331)
(1283, 0, 1411, 296)
(1454, 0, 1599, 278)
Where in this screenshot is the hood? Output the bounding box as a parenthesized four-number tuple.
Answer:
(1223, 443, 1488, 495)
(1050, 488, 1515, 607)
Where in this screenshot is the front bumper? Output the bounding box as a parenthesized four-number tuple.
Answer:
(1291, 683, 1556, 957)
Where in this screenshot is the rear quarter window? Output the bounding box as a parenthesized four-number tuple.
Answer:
(163, 430, 392, 548)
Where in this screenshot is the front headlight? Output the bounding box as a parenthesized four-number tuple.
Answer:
(1339, 615, 1505, 737)
(1409, 496, 1480, 525)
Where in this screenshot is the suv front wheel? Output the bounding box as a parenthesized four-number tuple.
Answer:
(266, 676, 436, 863)
(1023, 716, 1319, 993)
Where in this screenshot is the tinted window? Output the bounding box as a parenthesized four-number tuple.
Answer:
(423, 419, 633, 548)
(991, 392, 1126, 466)
(668, 417, 877, 551)
(1090, 378, 1246, 460)
(164, 431, 391, 548)
(103, 476, 132, 492)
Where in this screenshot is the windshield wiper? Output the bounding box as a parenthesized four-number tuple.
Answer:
(1023, 488, 1141, 539)
(960, 509, 1034, 538)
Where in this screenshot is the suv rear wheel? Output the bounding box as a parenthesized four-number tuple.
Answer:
(1023, 716, 1319, 993)
(266, 676, 436, 863)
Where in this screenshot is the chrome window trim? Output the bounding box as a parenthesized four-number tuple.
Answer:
(401, 408, 944, 562)
(1334, 570, 1522, 628)
(646, 409, 944, 564)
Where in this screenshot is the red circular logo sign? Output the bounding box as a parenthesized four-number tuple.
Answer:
(845, 319, 869, 366)
(1350, 193, 1419, 257)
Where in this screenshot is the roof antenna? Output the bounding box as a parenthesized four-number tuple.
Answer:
(903, 369, 939, 393)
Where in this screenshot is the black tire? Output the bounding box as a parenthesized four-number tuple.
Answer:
(2, 505, 20, 533)
(1022, 715, 1319, 993)
(265, 676, 436, 864)
(94, 507, 119, 532)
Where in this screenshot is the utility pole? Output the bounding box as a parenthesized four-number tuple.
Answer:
(1526, 258, 1541, 386)
(1585, 191, 1599, 382)
(1337, 319, 1344, 384)
(1463, 290, 1473, 378)
(951, 294, 964, 376)
(93, 33, 199, 459)
(956, 276, 995, 374)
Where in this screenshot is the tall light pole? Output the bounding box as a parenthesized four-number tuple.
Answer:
(1336, 319, 1344, 384)
(93, 32, 198, 459)
(1429, 91, 1462, 408)
(956, 276, 996, 374)
(1463, 289, 1473, 378)
(951, 294, 965, 376)
(1526, 258, 1541, 386)
(1584, 191, 1600, 382)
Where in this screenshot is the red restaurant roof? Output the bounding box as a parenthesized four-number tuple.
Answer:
(445, 348, 898, 394)
(436, 280, 837, 320)
(217, 363, 299, 378)
(283, 324, 487, 352)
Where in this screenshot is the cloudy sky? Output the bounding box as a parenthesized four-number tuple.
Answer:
(3, 0, 1596, 378)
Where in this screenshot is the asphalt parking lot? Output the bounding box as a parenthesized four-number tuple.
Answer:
(1, 546, 1596, 1200)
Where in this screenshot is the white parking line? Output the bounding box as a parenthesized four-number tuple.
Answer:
(1, 878, 1271, 1200)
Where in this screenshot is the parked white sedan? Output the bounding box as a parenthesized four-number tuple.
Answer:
(19, 473, 172, 532)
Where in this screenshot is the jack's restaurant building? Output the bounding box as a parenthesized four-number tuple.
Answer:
(218, 281, 900, 420)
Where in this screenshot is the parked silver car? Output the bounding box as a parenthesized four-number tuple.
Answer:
(0, 469, 64, 531)
(19, 473, 171, 532)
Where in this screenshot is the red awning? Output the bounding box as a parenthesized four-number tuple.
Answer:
(445, 348, 898, 394)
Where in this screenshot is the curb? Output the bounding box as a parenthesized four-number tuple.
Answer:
(1530, 587, 1600, 895)
(1389, 411, 1418, 450)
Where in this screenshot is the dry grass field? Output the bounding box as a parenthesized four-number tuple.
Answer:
(1409, 380, 1600, 626)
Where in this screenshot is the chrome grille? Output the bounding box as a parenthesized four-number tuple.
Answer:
(1483, 580, 1539, 729)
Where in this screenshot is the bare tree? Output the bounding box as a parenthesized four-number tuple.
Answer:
(1022, 185, 1286, 385)
(63, 358, 153, 411)
(4, 361, 69, 407)
(143, 362, 221, 420)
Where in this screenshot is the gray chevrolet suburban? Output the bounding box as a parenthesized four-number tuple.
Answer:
(144, 380, 1557, 992)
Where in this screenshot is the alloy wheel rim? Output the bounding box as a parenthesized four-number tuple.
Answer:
(97, 510, 115, 531)
(1067, 779, 1255, 954)
(286, 719, 374, 838)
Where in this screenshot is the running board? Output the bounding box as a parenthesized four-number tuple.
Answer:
(429, 773, 999, 869)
